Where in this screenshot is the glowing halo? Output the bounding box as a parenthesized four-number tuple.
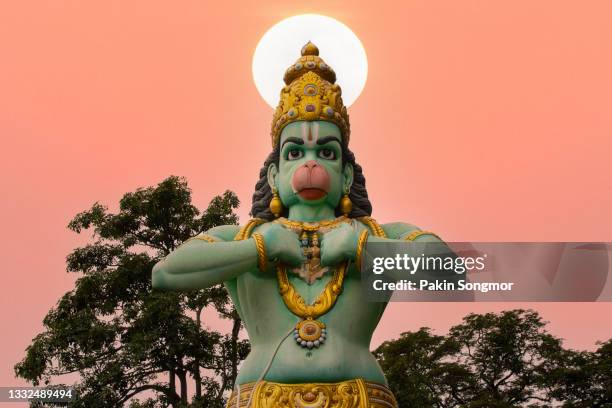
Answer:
(252, 14, 368, 109)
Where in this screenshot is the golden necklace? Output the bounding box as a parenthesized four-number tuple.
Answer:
(277, 261, 347, 350)
(273, 215, 350, 232)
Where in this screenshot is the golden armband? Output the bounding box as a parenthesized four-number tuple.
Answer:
(251, 232, 267, 272)
(355, 229, 369, 271)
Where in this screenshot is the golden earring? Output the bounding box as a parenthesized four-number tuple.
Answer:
(269, 188, 283, 218)
(340, 192, 352, 216)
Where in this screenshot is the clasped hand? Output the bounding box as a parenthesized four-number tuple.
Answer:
(257, 223, 360, 268)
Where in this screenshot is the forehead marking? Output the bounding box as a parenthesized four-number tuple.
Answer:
(296, 122, 322, 148)
(300, 122, 309, 143)
(305, 122, 319, 147)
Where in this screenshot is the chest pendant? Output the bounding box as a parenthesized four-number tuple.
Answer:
(297, 231, 329, 284)
(277, 261, 347, 350)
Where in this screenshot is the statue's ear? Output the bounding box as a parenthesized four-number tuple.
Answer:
(342, 163, 354, 194)
(267, 163, 279, 191)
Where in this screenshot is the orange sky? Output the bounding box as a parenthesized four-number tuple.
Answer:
(1, 0, 611, 392)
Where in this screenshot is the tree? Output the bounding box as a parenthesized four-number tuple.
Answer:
(374, 328, 474, 408)
(452, 310, 567, 407)
(550, 339, 612, 407)
(376, 309, 569, 408)
(15, 176, 249, 407)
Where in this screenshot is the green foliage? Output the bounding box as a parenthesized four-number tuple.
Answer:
(15, 176, 246, 407)
(375, 309, 612, 408)
(374, 327, 470, 407)
(550, 339, 612, 407)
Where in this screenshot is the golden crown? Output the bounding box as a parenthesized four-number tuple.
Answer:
(270, 42, 350, 148)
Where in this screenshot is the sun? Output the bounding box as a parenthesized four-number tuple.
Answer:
(252, 14, 368, 109)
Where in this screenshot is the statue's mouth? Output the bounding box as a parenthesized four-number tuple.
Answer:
(298, 188, 327, 200)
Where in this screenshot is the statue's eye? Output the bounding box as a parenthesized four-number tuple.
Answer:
(287, 149, 304, 160)
(318, 148, 336, 160)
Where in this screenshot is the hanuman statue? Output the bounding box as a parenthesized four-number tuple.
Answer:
(153, 42, 442, 408)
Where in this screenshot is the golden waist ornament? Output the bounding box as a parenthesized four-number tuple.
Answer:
(226, 379, 398, 408)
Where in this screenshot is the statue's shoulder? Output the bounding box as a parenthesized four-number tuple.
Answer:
(353, 216, 387, 237)
(204, 224, 243, 242)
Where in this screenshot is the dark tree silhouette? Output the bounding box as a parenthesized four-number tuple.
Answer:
(376, 309, 611, 408)
(374, 327, 473, 408)
(15, 176, 248, 407)
(550, 339, 612, 407)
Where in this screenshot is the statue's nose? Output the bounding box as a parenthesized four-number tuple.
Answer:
(304, 160, 319, 170)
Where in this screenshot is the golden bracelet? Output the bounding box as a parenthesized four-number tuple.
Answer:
(355, 229, 369, 271)
(251, 232, 267, 272)
(403, 230, 441, 241)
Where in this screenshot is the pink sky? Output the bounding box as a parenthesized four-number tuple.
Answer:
(1, 0, 611, 393)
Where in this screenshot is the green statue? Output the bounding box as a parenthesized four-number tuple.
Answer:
(153, 42, 442, 408)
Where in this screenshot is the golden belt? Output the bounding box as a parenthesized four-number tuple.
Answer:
(226, 378, 398, 408)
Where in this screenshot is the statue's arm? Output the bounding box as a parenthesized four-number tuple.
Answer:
(152, 225, 257, 290)
(372, 222, 473, 300)
(322, 221, 441, 268)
